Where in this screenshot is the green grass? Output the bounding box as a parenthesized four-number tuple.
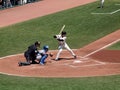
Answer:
(0, 74, 120, 90)
(0, 0, 120, 57)
(0, 0, 120, 90)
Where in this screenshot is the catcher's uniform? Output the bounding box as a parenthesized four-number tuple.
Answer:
(54, 34, 76, 60)
(36, 45, 49, 65)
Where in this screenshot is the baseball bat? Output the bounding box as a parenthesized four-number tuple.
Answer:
(58, 25, 65, 34)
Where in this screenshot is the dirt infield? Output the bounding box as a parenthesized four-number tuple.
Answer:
(0, 0, 96, 27)
(0, 0, 120, 77)
(0, 49, 120, 77)
(1, 30, 120, 78)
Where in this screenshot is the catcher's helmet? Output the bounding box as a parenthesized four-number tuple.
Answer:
(43, 45, 49, 50)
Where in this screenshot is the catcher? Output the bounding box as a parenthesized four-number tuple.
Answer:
(36, 45, 53, 65)
(53, 31, 76, 60)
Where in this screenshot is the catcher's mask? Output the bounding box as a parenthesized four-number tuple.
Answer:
(43, 45, 49, 52)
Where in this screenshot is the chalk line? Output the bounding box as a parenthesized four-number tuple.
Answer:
(82, 39, 120, 58)
(91, 8, 120, 15)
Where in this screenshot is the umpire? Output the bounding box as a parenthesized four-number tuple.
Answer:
(18, 41, 41, 66)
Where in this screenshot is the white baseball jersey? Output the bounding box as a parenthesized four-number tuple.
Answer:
(55, 34, 67, 47)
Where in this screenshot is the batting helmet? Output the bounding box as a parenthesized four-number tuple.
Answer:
(61, 31, 66, 35)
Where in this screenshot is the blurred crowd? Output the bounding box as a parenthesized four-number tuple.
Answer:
(0, 0, 38, 9)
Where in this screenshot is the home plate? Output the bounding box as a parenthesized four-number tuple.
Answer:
(73, 60, 82, 63)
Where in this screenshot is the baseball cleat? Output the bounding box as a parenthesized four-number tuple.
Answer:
(74, 55, 77, 59)
(40, 62, 44, 65)
(18, 62, 22, 66)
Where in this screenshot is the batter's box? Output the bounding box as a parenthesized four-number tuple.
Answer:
(68, 59, 106, 68)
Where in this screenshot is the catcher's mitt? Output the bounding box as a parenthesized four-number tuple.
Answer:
(49, 53, 53, 57)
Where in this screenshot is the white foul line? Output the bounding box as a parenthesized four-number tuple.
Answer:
(91, 13, 111, 15)
(115, 4, 120, 5)
(82, 39, 120, 58)
(91, 9, 120, 15)
(111, 9, 120, 14)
